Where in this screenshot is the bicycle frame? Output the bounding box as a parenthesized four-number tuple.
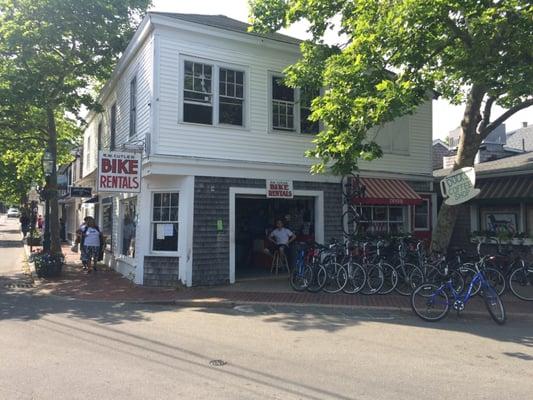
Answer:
(429, 268, 491, 308)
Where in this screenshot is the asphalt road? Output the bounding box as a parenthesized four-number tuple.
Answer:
(0, 216, 532, 400)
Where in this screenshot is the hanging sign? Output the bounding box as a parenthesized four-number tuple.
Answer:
(440, 167, 480, 205)
(266, 180, 293, 199)
(98, 151, 141, 193)
(69, 187, 92, 197)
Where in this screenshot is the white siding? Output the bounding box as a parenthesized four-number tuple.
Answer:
(82, 33, 154, 178)
(155, 25, 433, 178)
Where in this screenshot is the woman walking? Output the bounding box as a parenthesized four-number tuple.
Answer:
(80, 217, 103, 274)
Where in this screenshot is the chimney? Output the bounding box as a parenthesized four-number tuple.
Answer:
(522, 121, 528, 128)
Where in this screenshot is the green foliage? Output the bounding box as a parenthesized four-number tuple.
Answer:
(249, 0, 533, 174)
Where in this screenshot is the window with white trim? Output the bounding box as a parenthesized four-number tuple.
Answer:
(151, 192, 179, 252)
(271, 75, 319, 134)
(182, 59, 245, 127)
(129, 76, 137, 138)
(414, 199, 430, 230)
(359, 206, 408, 235)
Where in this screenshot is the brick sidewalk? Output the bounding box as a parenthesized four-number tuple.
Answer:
(26, 244, 533, 316)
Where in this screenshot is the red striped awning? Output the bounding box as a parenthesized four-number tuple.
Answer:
(353, 178, 422, 206)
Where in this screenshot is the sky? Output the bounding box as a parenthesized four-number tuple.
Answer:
(152, 0, 533, 140)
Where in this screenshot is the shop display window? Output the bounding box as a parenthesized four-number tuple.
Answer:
(121, 197, 137, 257)
(359, 206, 407, 235)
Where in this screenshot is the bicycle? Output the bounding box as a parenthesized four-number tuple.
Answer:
(393, 236, 424, 296)
(411, 262, 506, 325)
(321, 240, 349, 294)
(340, 240, 367, 294)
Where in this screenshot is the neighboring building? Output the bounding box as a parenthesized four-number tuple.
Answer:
(506, 122, 533, 152)
(434, 151, 533, 249)
(432, 139, 450, 170)
(77, 12, 434, 287)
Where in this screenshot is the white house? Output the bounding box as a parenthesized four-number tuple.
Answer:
(77, 12, 435, 287)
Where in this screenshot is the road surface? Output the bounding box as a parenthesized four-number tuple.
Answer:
(0, 215, 532, 399)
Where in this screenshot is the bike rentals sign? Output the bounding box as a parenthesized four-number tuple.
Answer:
(440, 167, 480, 205)
(98, 151, 141, 193)
(266, 180, 293, 199)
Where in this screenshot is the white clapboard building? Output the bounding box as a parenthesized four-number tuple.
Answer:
(77, 12, 435, 287)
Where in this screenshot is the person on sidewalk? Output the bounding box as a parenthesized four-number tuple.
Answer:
(76, 217, 90, 269)
(80, 217, 103, 274)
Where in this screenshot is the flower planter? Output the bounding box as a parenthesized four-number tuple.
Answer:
(26, 237, 42, 246)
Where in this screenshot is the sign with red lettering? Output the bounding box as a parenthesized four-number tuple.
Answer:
(97, 151, 141, 193)
(266, 180, 293, 199)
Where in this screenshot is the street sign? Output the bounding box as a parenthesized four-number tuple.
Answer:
(440, 167, 480, 205)
(28, 189, 40, 202)
(266, 180, 293, 199)
(70, 187, 92, 198)
(97, 151, 141, 193)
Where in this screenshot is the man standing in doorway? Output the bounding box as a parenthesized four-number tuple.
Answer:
(269, 219, 296, 265)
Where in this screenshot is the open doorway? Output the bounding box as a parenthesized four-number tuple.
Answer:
(235, 196, 315, 279)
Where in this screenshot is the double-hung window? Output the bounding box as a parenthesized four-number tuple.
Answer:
(129, 77, 137, 138)
(182, 59, 245, 127)
(271, 75, 319, 134)
(151, 192, 179, 252)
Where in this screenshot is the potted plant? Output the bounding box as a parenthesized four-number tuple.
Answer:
(33, 251, 64, 278)
(26, 230, 42, 246)
(512, 232, 529, 245)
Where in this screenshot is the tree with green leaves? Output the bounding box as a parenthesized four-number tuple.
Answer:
(0, 0, 151, 254)
(249, 0, 533, 252)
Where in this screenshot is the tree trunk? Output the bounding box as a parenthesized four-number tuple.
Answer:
(431, 85, 485, 253)
(46, 108, 61, 255)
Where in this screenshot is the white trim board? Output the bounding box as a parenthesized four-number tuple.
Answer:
(228, 187, 324, 284)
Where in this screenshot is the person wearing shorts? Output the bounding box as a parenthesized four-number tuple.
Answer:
(80, 217, 102, 274)
(269, 219, 296, 259)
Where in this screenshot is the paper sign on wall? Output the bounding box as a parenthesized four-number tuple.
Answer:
(266, 180, 293, 199)
(156, 224, 165, 240)
(163, 224, 174, 237)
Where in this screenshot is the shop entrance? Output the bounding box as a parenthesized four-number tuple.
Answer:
(234, 195, 316, 280)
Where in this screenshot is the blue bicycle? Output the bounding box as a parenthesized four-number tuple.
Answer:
(411, 261, 506, 325)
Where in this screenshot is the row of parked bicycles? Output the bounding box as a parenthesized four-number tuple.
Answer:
(289, 236, 533, 324)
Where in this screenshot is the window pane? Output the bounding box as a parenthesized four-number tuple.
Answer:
(219, 98, 243, 126)
(153, 207, 161, 221)
(184, 103, 213, 124)
(236, 84, 244, 98)
(374, 207, 387, 221)
(152, 223, 178, 251)
(171, 193, 179, 207)
(161, 193, 170, 207)
(185, 61, 193, 74)
(389, 207, 404, 222)
(236, 71, 243, 84)
(184, 91, 212, 103)
(272, 77, 294, 101)
(170, 207, 179, 221)
(153, 193, 161, 207)
(160, 207, 169, 221)
(184, 75, 193, 90)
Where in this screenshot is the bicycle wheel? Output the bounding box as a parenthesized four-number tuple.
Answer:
(342, 262, 367, 294)
(306, 264, 327, 293)
(323, 262, 347, 293)
(289, 266, 308, 292)
(342, 210, 360, 237)
(411, 283, 450, 322)
(360, 264, 384, 295)
(378, 262, 398, 295)
(395, 263, 424, 296)
(484, 267, 506, 295)
(508, 267, 533, 301)
(480, 284, 506, 325)
(458, 263, 480, 296)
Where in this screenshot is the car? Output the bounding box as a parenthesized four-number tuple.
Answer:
(7, 208, 20, 218)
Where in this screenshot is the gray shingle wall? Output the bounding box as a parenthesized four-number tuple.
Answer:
(192, 177, 343, 286)
(143, 256, 180, 287)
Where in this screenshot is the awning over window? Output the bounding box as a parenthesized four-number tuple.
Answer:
(83, 196, 99, 204)
(354, 178, 422, 206)
(476, 176, 533, 200)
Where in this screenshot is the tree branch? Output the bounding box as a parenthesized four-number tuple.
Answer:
(477, 95, 496, 134)
(480, 98, 533, 138)
(445, 16, 473, 48)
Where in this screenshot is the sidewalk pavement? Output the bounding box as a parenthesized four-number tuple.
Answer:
(23, 243, 533, 316)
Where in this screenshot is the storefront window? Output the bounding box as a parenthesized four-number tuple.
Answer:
(414, 199, 429, 230)
(479, 206, 519, 235)
(152, 192, 179, 252)
(101, 200, 113, 251)
(359, 206, 407, 235)
(121, 197, 137, 257)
